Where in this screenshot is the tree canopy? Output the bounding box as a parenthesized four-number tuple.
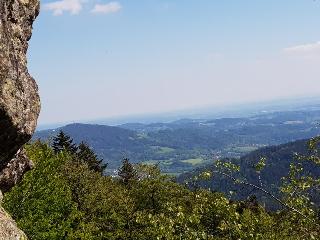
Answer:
(3, 140, 320, 239)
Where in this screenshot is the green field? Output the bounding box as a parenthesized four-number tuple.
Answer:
(142, 159, 173, 166)
(181, 158, 204, 166)
(156, 147, 175, 154)
(150, 146, 175, 154)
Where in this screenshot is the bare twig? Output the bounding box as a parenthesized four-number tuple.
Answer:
(211, 170, 308, 219)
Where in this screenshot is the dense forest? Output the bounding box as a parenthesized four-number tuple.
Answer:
(178, 139, 320, 210)
(3, 133, 320, 239)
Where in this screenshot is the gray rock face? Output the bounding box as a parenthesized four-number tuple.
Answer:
(0, 149, 33, 193)
(0, 0, 40, 238)
(0, 0, 41, 171)
(0, 203, 27, 240)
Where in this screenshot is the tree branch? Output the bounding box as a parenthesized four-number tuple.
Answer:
(211, 170, 308, 219)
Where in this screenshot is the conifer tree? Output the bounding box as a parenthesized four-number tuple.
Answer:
(76, 142, 107, 174)
(118, 158, 137, 185)
(52, 130, 77, 154)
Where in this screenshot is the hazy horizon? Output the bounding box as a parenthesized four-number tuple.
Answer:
(36, 95, 320, 130)
(32, 1, 320, 124)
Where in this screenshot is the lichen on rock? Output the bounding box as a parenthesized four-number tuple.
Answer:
(0, 0, 40, 238)
(0, 0, 41, 171)
(0, 202, 27, 240)
(0, 149, 33, 193)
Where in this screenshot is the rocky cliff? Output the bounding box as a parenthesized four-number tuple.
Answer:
(0, 0, 40, 238)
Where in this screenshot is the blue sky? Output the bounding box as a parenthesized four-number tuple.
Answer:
(30, 0, 320, 124)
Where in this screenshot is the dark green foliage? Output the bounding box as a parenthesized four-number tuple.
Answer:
(52, 130, 77, 154)
(76, 142, 107, 174)
(178, 139, 320, 209)
(3, 141, 320, 239)
(53, 132, 106, 174)
(118, 158, 137, 185)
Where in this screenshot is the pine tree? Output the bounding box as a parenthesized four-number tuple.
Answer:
(76, 142, 107, 174)
(52, 131, 77, 154)
(118, 158, 137, 185)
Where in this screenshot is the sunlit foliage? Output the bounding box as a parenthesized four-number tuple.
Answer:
(3, 139, 320, 239)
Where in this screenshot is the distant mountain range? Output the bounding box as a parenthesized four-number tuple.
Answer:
(33, 109, 320, 175)
(36, 96, 320, 131)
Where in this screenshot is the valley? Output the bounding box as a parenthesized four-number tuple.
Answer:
(34, 109, 320, 175)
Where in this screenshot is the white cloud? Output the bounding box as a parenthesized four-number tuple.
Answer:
(44, 0, 85, 16)
(91, 1, 122, 14)
(284, 41, 320, 55)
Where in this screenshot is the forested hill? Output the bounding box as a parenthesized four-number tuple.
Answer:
(33, 110, 320, 174)
(178, 138, 311, 181)
(177, 138, 320, 209)
(35, 123, 141, 149)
